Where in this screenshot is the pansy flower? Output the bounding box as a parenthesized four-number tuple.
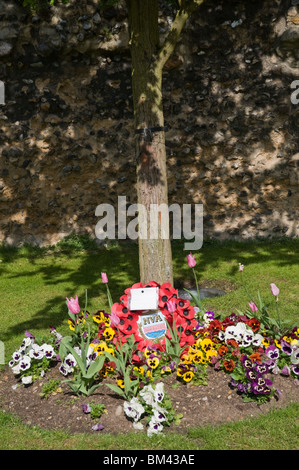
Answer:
(254, 363, 269, 375)
(218, 345, 228, 356)
(241, 354, 253, 369)
(93, 310, 110, 326)
(102, 327, 115, 342)
(146, 355, 160, 369)
(223, 359, 235, 371)
(281, 339, 292, 356)
(246, 318, 261, 332)
(183, 371, 194, 382)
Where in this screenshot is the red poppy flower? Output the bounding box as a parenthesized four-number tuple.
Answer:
(117, 315, 138, 336)
(173, 316, 197, 347)
(110, 281, 198, 357)
(145, 281, 160, 288)
(177, 304, 195, 321)
(158, 283, 178, 308)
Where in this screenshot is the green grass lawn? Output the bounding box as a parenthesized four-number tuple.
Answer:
(0, 235, 298, 450)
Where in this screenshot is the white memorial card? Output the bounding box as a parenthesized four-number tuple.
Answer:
(129, 287, 159, 311)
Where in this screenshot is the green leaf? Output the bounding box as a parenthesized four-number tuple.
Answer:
(86, 383, 103, 396)
(105, 383, 126, 399)
(84, 354, 105, 379)
(63, 341, 85, 373)
(58, 335, 73, 361)
(183, 288, 202, 309)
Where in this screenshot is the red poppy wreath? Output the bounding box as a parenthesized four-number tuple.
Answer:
(110, 281, 197, 355)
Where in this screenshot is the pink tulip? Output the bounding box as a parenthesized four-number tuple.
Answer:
(101, 272, 108, 284)
(270, 283, 279, 297)
(66, 296, 81, 314)
(166, 300, 176, 313)
(110, 312, 120, 327)
(248, 301, 258, 313)
(187, 252, 196, 268)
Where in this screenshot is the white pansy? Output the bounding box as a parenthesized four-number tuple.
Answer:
(147, 418, 163, 437)
(124, 397, 145, 422)
(252, 334, 263, 347)
(19, 355, 31, 371)
(222, 321, 262, 348)
(73, 346, 82, 356)
(153, 382, 164, 403)
(139, 384, 155, 406)
(19, 337, 33, 352)
(29, 344, 44, 360)
(59, 362, 73, 376)
(65, 353, 77, 368)
(21, 376, 33, 385)
(12, 351, 22, 362)
(153, 408, 168, 423)
(40, 344, 55, 359)
(291, 348, 299, 365)
(11, 364, 21, 375)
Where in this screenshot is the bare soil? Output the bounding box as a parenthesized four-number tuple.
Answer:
(0, 364, 298, 436)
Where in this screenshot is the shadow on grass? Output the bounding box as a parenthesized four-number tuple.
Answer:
(172, 237, 299, 283)
(1, 238, 140, 344)
(1, 235, 298, 344)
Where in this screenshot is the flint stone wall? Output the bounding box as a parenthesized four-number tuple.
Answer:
(0, 0, 298, 246)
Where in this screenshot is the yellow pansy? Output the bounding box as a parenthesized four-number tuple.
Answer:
(183, 371, 194, 382)
(105, 347, 115, 356)
(206, 349, 217, 362)
(192, 350, 204, 363)
(134, 365, 145, 376)
(117, 379, 125, 389)
(176, 367, 185, 377)
(187, 347, 198, 359)
(103, 327, 115, 341)
(146, 369, 153, 379)
(93, 311, 110, 326)
(200, 338, 214, 352)
(146, 356, 159, 369)
(262, 337, 270, 348)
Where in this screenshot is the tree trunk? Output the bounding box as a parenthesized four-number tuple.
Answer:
(127, 0, 173, 285)
(126, 0, 205, 285)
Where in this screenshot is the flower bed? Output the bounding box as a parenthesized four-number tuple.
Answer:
(7, 257, 299, 436)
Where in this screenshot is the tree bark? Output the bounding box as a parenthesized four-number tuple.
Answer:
(126, 0, 205, 285)
(127, 0, 173, 285)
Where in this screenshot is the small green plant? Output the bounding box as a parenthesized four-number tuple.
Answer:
(164, 316, 185, 365)
(104, 333, 140, 400)
(90, 403, 107, 420)
(40, 379, 61, 399)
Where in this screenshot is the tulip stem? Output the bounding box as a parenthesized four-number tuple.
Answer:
(192, 267, 200, 301)
(275, 298, 281, 330)
(106, 284, 113, 310)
